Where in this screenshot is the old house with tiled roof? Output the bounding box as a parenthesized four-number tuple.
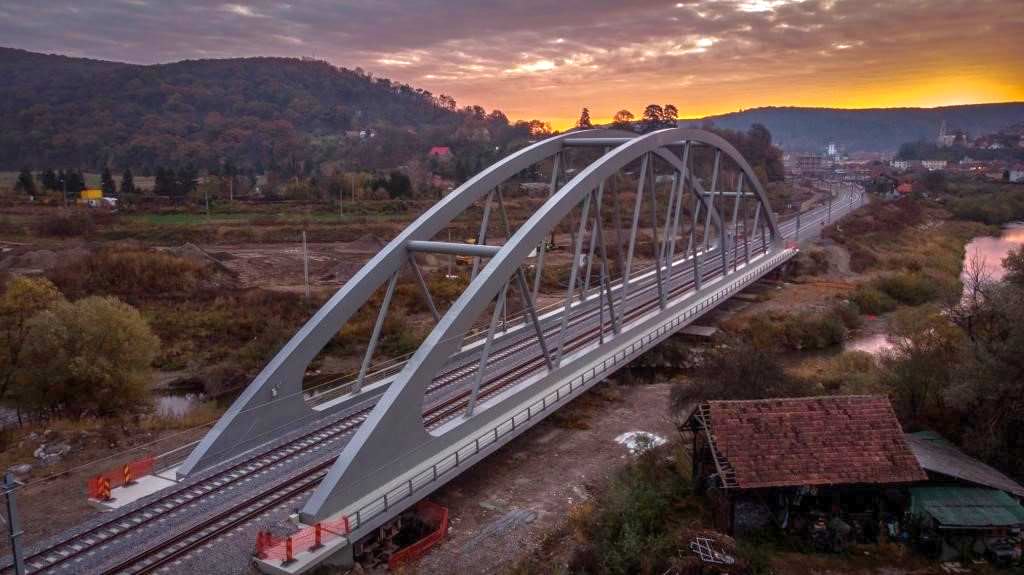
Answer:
(686, 396, 1024, 561)
(686, 396, 926, 540)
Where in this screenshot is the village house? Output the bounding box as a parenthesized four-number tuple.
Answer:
(428, 146, 453, 159)
(1008, 164, 1024, 184)
(687, 396, 1024, 561)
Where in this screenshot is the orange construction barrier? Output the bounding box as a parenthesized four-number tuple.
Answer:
(256, 516, 351, 564)
(87, 476, 113, 501)
(388, 502, 449, 570)
(86, 454, 156, 500)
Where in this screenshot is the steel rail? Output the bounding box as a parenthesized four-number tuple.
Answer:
(6, 190, 860, 575)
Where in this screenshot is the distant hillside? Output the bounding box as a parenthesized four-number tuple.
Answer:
(0, 47, 482, 172)
(688, 103, 1024, 153)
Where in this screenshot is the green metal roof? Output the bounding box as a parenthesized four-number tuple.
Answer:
(911, 486, 1024, 528)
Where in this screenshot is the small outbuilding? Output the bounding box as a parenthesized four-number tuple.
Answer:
(687, 396, 927, 545)
(905, 431, 1024, 562)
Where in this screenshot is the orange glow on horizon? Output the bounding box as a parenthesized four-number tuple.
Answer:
(498, 72, 1024, 132)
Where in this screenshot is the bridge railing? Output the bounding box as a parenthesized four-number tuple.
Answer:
(340, 248, 794, 536)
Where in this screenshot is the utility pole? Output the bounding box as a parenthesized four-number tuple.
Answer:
(447, 229, 454, 279)
(302, 231, 310, 302)
(827, 180, 833, 223)
(4, 472, 25, 575)
(204, 184, 210, 218)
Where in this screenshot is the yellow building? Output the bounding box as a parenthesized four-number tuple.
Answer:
(80, 188, 103, 200)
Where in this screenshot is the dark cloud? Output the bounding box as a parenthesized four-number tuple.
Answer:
(1, 0, 1021, 125)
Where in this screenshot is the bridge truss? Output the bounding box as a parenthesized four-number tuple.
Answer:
(180, 127, 791, 543)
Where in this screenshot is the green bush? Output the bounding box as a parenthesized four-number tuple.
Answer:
(850, 285, 898, 315)
(749, 308, 850, 351)
(571, 450, 693, 575)
(874, 272, 940, 306)
(782, 311, 848, 350)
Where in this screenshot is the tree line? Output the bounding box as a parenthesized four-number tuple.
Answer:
(13, 166, 137, 198)
(574, 104, 680, 132)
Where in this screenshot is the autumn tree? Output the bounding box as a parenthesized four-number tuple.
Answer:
(576, 107, 593, 129)
(670, 335, 811, 415)
(663, 104, 679, 125)
(612, 110, 634, 130)
(0, 277, 64, 403)
(642, 104, 665, 132)
(61, 169, 85, 196)
(40, 168, 59, 191)
(17, 296, 159, 418)
(176, 165, 198, 198)
(100, 166, 117, 197)
(14, 168, 36, 196)
(154, 167, 175, 196)
(120, 168, 136, 195)
(1004, 245, 1024, 288)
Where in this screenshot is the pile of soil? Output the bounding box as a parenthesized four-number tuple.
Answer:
(0, 246, 89, 273)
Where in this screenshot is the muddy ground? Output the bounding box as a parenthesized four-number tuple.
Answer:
(415, 382, 679, 575)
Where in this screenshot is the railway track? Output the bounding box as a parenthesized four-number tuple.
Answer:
(90, 243, 741, 574)
(7, 192, 859, 575)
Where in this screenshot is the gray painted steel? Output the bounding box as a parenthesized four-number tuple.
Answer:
(177, 128, 627, 477)
(182, 127, 788, 536)
(297, 128, 785, 521)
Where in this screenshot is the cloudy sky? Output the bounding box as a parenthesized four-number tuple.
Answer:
(2, 0, 1022, 128)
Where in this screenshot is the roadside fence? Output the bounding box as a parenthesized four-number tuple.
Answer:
(255, 516, 351, 564)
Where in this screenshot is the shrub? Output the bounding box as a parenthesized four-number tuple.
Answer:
(831, 300, 863, 330)
(16, 296, 159, 418)
(671, 335, 813, 411)
(850, 285, 897, 315)
(792, 247, 830, 276)
(48, 248, 206, 301)
(818, 351, 883, 394)
(874, 272, 940, 306)
(747, 309, 849, 351)
(781, 311, 848, 350)
(571, 448, 693, 575)
(32, 211, 96, 237)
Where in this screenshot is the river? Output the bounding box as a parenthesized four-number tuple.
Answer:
(844, 223, 1024, 356)
(962, 223, 1024, 283)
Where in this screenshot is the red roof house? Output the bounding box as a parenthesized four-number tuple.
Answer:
(896, 182, 913, 195)
(687, 396, 927, 534)
(428, 146, 452, 158)
(689, 396, 925, 490)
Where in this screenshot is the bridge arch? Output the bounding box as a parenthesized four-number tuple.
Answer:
(177, 128, 629, 477)
(298, 127, 786, 520)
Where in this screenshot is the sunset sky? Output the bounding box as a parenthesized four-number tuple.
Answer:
(2, 0, 1022, 130)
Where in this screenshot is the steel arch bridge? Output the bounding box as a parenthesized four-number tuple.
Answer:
(176, 127, 850, 566)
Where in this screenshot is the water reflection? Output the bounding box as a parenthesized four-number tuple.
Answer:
(962, 224, 1024, 283)
(845, 333, 892, 355)
(156, 393, 204, 417)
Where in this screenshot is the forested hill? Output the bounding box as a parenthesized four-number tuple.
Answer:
(690, 103, 1024, 153)
(0, 47, 487, 172)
